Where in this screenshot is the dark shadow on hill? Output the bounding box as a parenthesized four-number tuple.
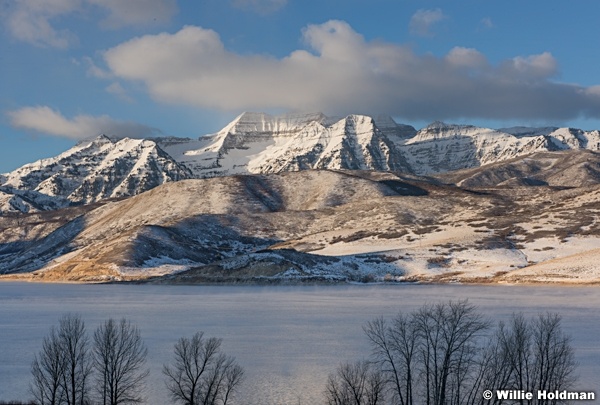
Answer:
(157, 248, 346, 284)
(0, 215, 86, 274)
(237, 175, 284, 212)
(0, 201, 110, 275)
(378, 179, 429, 196)
(329, 169, 431, 197)
(123, 214, 280, 270)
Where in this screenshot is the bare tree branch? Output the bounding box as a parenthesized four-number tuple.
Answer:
(325, 360, 385, 405)
(93, 318, 148, 405)
(163, 332, 244, 405)
(30, 314, 91, 405)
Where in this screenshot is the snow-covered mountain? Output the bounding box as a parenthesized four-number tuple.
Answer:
(157, 112, 413, 177)
(0, 186, 69, 214)
(4, 111, 600, 213)
(402, 122, 552, 175)
(157, 112, 600, 178)
(499, 126, 600, 150)
(1, 135, 191, 212)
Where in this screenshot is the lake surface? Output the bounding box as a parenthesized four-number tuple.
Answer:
(0, 283, 598, 404)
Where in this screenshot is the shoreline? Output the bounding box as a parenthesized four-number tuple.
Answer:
(1, 274, 598, 287)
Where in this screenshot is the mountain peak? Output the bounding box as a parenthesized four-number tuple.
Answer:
(5, 112, 600, 214)
(373, 115, 417, 139)
(424, 121, 473, 131)
(499, 126, 559, 137)
(76, 134, 114, 146)
(2, 134, 191, 209)
(220, 112, 328, 135)
(343, 114, 375, 124)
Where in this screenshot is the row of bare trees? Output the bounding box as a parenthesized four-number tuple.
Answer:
(29, 303, 576, 405)
(30, 315, 243, 405)
(325, 301, 577, 405)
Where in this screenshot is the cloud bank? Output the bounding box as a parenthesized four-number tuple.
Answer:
(4, 0, 81, 49)
(2, 0, 177, 48)
(8, 106, 160, 139)
(100, 20, 600, 122)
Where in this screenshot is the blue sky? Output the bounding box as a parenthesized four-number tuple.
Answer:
(2, 0, 600, 173)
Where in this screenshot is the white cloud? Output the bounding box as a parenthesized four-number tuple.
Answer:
(409, 8, 447, 37)
(3, 0, 81, 49)
(2, 0, 177, 48)
(505, 52, 558, 79)
(230, 0, 287, 15)
(584, 86, 600, 97)
(445, 47, 487, 69)
(100, 21, 600, 122)
(8, 106, 159, 139)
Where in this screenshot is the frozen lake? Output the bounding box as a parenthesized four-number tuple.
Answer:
(0, 283, 598, 404)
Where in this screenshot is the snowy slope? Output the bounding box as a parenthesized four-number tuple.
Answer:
(0, 171, 411, 279)
(2, 168, 600, 283)
(546, 127, 600, 150)
(161, 114, 600, 178)
(1, 135, 192, 209)
(500, 126, 600, 151)
(437, 150, 600, 188)
(402, 122, 551, 175)
(158, 112, 412, 177)
(0, 186, 68, 214)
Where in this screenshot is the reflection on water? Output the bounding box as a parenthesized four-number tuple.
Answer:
(0, 283, 598, 404)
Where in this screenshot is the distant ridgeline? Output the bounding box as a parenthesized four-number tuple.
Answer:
(2, 111, 600, 214)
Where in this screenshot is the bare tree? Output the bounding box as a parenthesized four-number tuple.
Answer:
(496, 313, 535, 397)
(364, 314, 418, 405)
(360, 302, 491, 405)
(325, 360, 385, 405)
(163, 332, 244, 405)
(533, 313, 576, 400)
(58, 315, 91, 405)
(462, 332, 513, 405)
(412, 301, 489, 405)
(30, 314, 91, 405)
(93, 318, 149, 405)
(472, 312, 576, 405)
(30, 326, 66, 405)
(358, 304, 578, 405)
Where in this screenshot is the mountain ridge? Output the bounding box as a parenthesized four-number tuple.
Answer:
(3, 112, 600, 213)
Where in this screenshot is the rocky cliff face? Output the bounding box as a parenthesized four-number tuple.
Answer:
(161, 113, 600, 179)
(1, 135, 191, 212)
(158, 112, 413, 177)
(546, 127, 600, 150)
(402, 122, 553, 175)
